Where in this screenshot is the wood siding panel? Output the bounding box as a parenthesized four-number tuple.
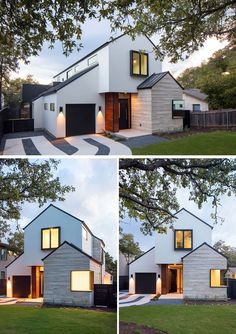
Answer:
(161, 264, 168, 294)
(105, 93, 119, 132)
(31, 266, 40, 298)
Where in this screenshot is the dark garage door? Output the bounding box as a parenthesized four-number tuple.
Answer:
(66, 104, 96, 136)
(13, 275, 31, 298)
(135, 273, 156, 294)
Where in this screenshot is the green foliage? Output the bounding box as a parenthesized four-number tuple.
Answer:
(119, 231, 143, 262)
(105, 252, 117, 282)
(0, 159, 75, 239)
(214, 240, 236, 266)
(7, 224, 24, 255)
(178, 45, 236, 109)
(120, 159, 236, 235)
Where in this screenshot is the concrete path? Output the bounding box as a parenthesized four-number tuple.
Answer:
(0, 298, 18, 305)
(122, 135, 168, 149)
(119, 293, 155, 307)
(146, 293, 183, 306)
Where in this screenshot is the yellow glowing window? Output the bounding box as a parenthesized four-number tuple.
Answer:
(175, 230, 192, 249)
(132, 52, 140, 75)
(41, 227, 60, 249)
(210, 269, 227, 287)
(71, 271, 94, 291)
(131, 51, 148, 76)
(141, 53, 148, 75)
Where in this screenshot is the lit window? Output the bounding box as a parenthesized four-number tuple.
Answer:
(82, 226, 88, 240)
(175, 230, 192, 250)
(44, 103, 48, 111)
(88, 54, 97, 66)
(71, 271, 94, 291)
(210, 269, 227, 287)
(41, 227, 60, 250)
(130, 51, 148, 76)
(50, 103, 55, 112)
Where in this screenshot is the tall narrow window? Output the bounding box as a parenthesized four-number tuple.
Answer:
(130, 51, 148, 76)
(71, 271, 94, 291)
(210, 269, 227, 287)
(41, 227, 60, 250)
(174, 230, 192, 250)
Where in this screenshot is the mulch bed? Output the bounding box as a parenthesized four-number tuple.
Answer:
(184, 300, 236, 305)
(154, 128, 236, 140)
(120, 321, 168, 334)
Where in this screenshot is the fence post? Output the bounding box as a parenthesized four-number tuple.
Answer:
(227, 111, 229, 129)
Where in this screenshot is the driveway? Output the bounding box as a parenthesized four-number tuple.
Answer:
(1, 131, 131, 156)
(119, 292, 155, 307)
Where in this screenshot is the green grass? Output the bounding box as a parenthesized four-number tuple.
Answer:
(132, 131, 236, 155)
(0, 305, 116, 334)
(120, 305, 236, 334)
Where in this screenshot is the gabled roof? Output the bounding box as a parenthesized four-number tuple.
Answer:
(175, 208, 213, 229)
(182, 242, 228, 260)
(137, 71, 184, 90)
(33, 64, 98, 100)
(184, 88, 208, 101)
(128, 247, 155, 265)
(23, 204, 105, 247)
(42, 241, 102, 265)
(5, 253, 23, 268)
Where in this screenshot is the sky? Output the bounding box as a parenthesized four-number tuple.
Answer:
(7, 158, 118, 259)
(121, 188, 236, 253)
(12, 18, 228, 84)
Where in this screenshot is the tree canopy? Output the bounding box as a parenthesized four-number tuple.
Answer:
(214, 240, 236, 266)
(120, 159, 236, 235)
(119, 229, 143, 262)
(0, 159, 75, 240)
(178, 44, 236, 109)
(105, 252, 117, 282)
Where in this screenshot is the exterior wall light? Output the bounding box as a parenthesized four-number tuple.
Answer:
(8, 277, 10, 281)
(98, 106, 102, 112)
(131, 274, 133, 278)
(158, 274, 161, 279)
(59, 106, 63, 113)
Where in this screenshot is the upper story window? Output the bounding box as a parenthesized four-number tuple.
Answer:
(210, 269, 227, 287)
(82, 226, 88, 240)
(130, 50, 149, 76)
(41, 227, 60, 250)
(44, 103, 48, 111)
(87, 54, 97, 66)
(67, 69, 74, 79)
(174, 230, 192, 250)
(0, 248, 7, 261)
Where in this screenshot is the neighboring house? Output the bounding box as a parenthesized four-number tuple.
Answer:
(6, 204, 108, 307)
(0, 243, 15, 279)
(119, 252, 130, 290)
(129, 208, 228, 300)
(183, 88, 209, 112)
(32, 34, 185, 138)
(228, 267, 236, 279)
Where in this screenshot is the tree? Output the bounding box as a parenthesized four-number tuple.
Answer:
(178, 45, 236, 109)
(105, 252, 117, 282)
(214, 240, 236, 267)
(119, 159, 236, 235)
(7, 224, 24, 255)
(3, 75, 38, 108)
(119, 231, 143, 263)
(0, 159, 75, 240)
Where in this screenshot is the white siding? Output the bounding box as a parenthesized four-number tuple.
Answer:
(42, 94, 58, 137)
(183, 93, 209, 112)
(32, 97, 44, 130)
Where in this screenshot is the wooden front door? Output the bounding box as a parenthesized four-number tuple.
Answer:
(119, 99, 129, 130)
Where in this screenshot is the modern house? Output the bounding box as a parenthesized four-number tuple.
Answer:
(6, 204, 108, 307)
(32, 34, 186, 138)
(0, 243, 15, 280)
(183, 88, 209, 112)
(129, 208, 228, 300)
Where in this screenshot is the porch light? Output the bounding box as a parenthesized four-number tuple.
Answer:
(59, 106, 63, 113)
(8, 277, 10, 281)
(98, 106, 102, 112)
(158, 274, 160, 279)
(131, 274, 133, 278)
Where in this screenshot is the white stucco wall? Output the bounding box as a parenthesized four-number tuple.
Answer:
(32, 97, 44, 130)
(183, 93, 209, 111)
(42, 94, 58, 137)
(155, 209, 213, 264)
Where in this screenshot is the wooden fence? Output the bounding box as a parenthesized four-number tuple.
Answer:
(94, 284, 117, 308)
(0, 279, 6, 295)
(227, 278, 236, 299)
(190, 109, 236, 128)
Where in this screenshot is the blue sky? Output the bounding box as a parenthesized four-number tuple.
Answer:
(8, 158, 118, 259)
(121, 188, 236, 252)
(13, 18, 228, 83)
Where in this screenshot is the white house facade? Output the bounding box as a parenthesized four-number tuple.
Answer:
(129, 208, 227, 300)
(6, 204, 107, 306)
(183, 88, 209, 112)
(32, 34, 186, 138)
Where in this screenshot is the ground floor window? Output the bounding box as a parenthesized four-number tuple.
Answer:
(210, 269, 227, 287)
(71, 271, 94, 291)
(0, 271, 5, 279)
(193, 104, 201, 112)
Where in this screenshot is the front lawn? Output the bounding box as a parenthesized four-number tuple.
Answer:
(132, 131, 236, 155)
(0, 305, 116, 334)
(120, 305, 236, 334)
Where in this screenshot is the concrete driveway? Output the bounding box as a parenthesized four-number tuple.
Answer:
(1, 132, 131, 156)
(119, 292, 155, 307)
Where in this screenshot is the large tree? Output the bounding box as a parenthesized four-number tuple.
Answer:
(105, 252, 117, 282)
(0, 159, 75, 240)
(119, 159, 236, 235)
(119, 230, 143, 263)
(214, 240, 236, 267)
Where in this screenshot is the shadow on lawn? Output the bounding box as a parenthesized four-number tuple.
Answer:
(120, 321, 168, 334)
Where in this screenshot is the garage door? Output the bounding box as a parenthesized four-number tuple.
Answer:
(13, 275, 31, 298)
(135, 273, 156, 294)
(66, 104, 96, 136)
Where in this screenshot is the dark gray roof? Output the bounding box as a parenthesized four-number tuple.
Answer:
(184, 88, 208, 101)
(21, 84, 51, 102)
(182, 242, 228, 260)
(137, 71, 184, 90)
(34, 64, 98, 100)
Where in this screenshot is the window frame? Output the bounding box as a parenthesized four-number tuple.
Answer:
(87, 54, 98, 66)
(50, 103, 55, 112)
(193, 104, 201, 112)
(0, 271, 5, 279)
(44, 103, 48, 111)
(41, 226, 61, 250)
(130, 50, 149, 77)
(70, 270, 94, 292)
(210, 269, 227, 288)
(174, 229, 193, 250)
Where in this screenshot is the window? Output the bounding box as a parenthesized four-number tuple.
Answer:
(0, 248, 7, 261)
(67, 69, 74, 79)
(172, 100, 185, 110)
(44, 103, 48, 111)
(87, 54, 97, 66)
(82, 226, 88, 240)
(0, 271, 5, 279)
(210, 269, 227, 287)
(50, 103, 55, 112)
(41, 227, 60, 250)
(130, 51, 148, 76)
(193, 104, 201, 112)
(71, 271, 94, 291)
(174, 230, 192, 250)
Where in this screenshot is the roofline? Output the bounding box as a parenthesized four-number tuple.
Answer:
(23, 204, 105, 247)
(137, 71, 184, 90)
(176, 208, 213, 229)
(128, 246, 155, 265)
(41, 241, 102, 265)
(5, 253, 23, 268)
(181, 242, 228, 260)
(183, 90, 207, 101)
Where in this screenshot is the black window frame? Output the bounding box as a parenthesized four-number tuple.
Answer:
(210, 269, 227, 288)
(130, 50, 149, 77)
(41, 226, 61, 250)
(174, 229, 193, 250)
(70, 270, 94, 292)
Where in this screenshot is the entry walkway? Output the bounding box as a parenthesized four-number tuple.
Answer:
(119, 292, 155, 307)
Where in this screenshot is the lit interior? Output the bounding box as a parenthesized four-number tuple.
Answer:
(71, 271, 92, 291)
(211, 269, 221, 287)
(141, 54, 148, 75)
(184, 231, 192, 249)
(133, 52, 140, 74)
(42, 229, 50, 249)
(51, 228, 59, 248)
(175, 230, 192, 249)
(42, 227, 59, 249)
(175, 230, 183, 248)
